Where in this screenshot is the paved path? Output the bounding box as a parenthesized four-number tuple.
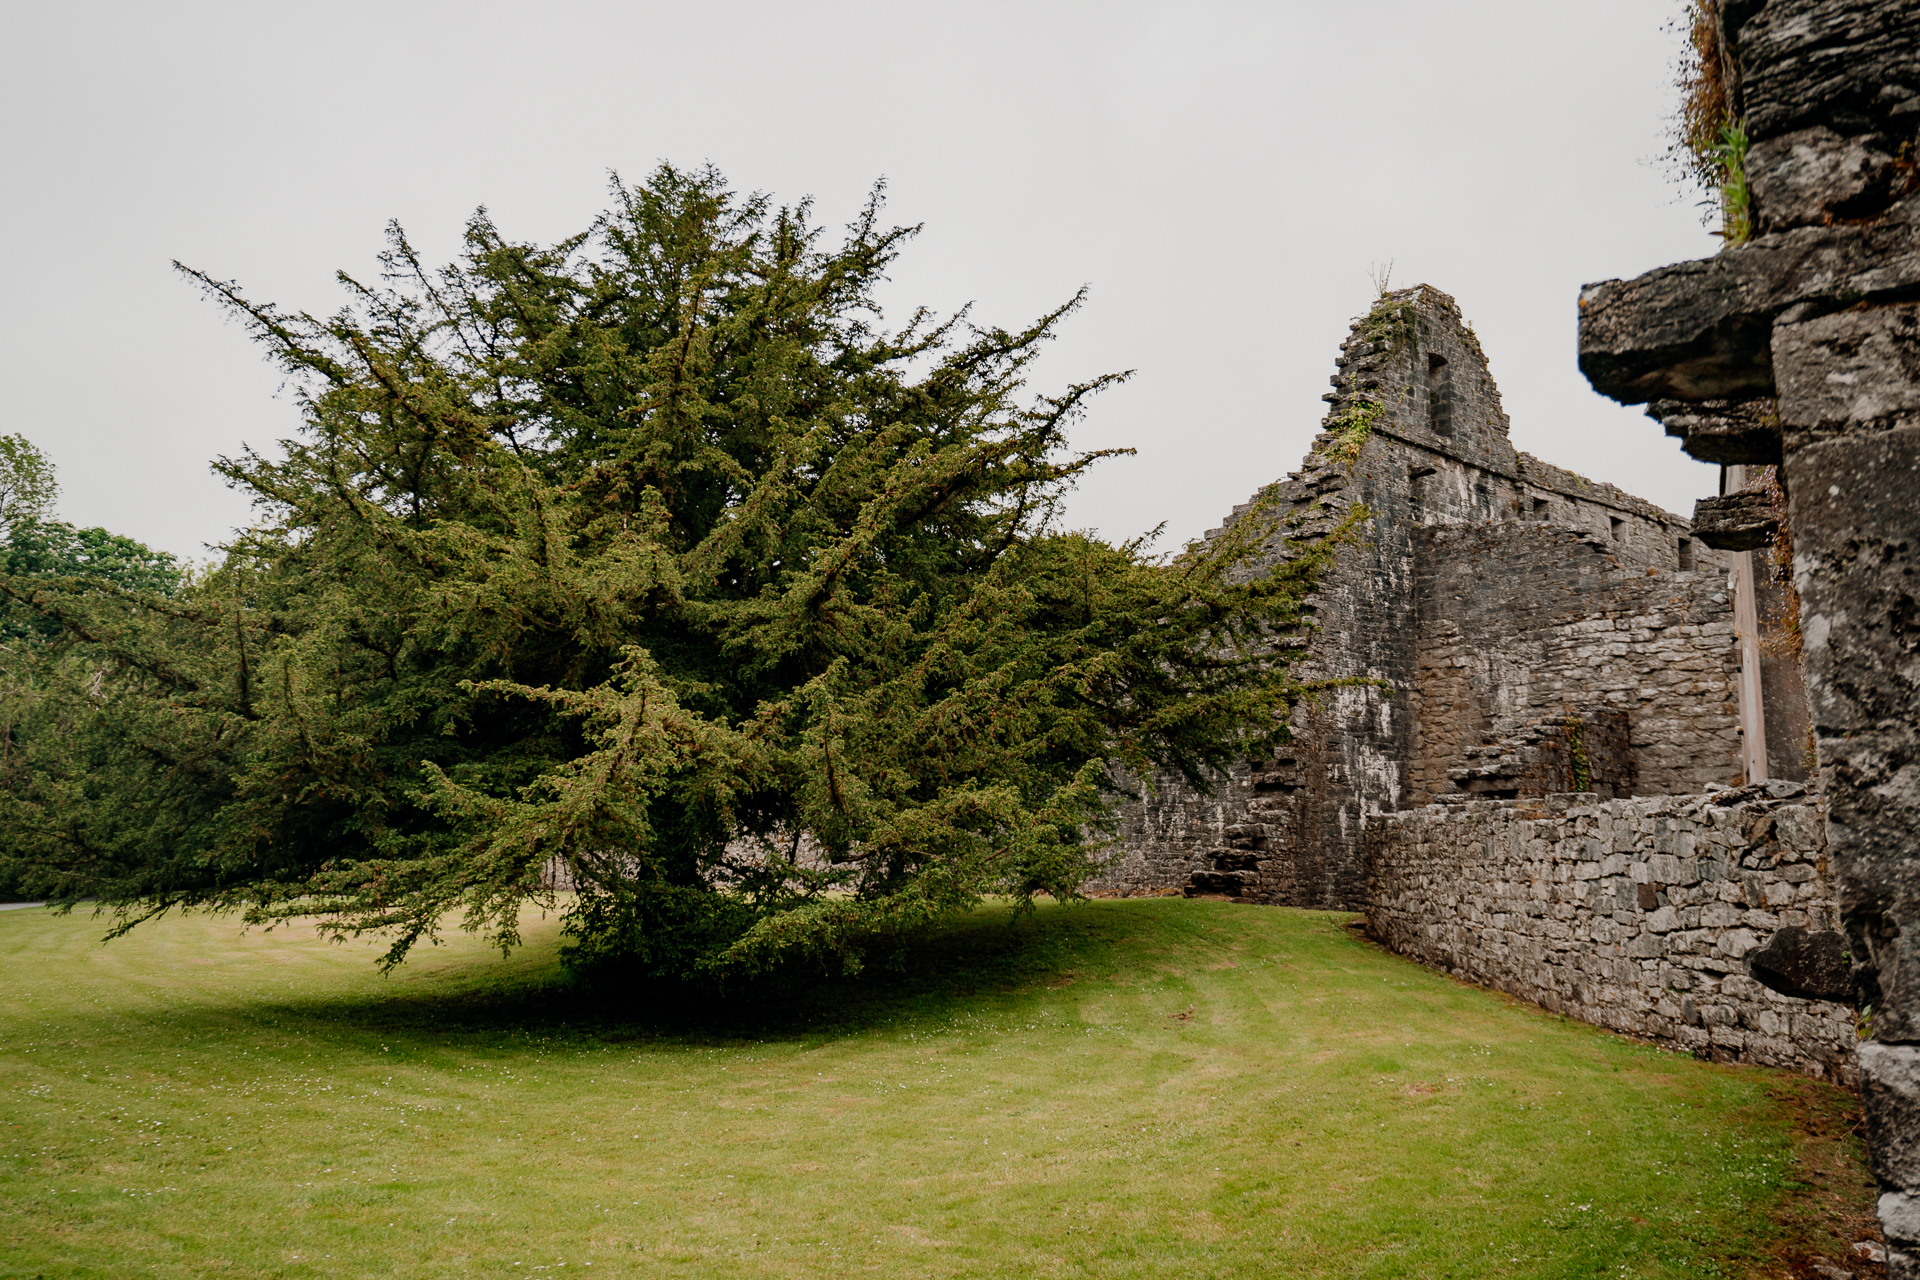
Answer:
(0, 902, 45, 911)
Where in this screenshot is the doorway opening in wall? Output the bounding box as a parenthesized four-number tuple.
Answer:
(1427, 354, 1453, 436)
(1678, 537, 1694, 570)
(1610, 516, 1626, 542)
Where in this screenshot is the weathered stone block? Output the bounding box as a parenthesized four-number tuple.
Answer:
(1646, 398, 1782, 466)
(1859, 1043, 1920, 1249)
(1691, 489, 1778, 551)
(1775, 306, 1920, 440)
(1749, 126, 1905, 234)
(1702, 901, 1743, 928)
(1734, 0, 1920, 143)
(1580, 213, 1920, 403)
(1627, 933, 1666, 959)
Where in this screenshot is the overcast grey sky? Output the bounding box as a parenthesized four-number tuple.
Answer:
(2, 0, 1718, 561)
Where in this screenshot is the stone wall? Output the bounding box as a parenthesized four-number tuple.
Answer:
(1366, 786, 1856, 1083)
(1448, 709, 1635, 800)
(1088, 286, 1722, 908)
(1408, 522, 1744, 803)
(1087, 760, 1259, 900)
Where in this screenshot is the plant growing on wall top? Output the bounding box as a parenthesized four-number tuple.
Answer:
(1368, 260, 1394, 299)
(1359, 293, 1419, 356)
(1670, 0, 1751, 245)
(1321, 398, 1382, 467)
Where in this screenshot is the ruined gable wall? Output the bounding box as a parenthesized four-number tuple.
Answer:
(1367, 789, 1855, 1082)
(1408, 523, 1745, 805)
(1089, 287, 1718, 904)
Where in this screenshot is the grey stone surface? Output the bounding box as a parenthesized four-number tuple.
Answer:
(1409, 522, 1744, 802)
(1774, 305, 1920, 440)
(1692, 488, 1780, 550)
(1578, 202, 1920, 405)
(1648, 397, 1784, 466)
(1861, 1043, 1920, 1254)
(1788, 425, 1920, 1041)
(1750, 925, 1854, 1001)
(1749, 126, 1906, 235)
(1448, 709, 1633, 800)
(1727, 0, 1920, 143)
(1368, 791, 1855, 1081)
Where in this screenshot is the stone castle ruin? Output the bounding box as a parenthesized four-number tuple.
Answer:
(1081, 0, 1920, 1258)
(1086, 285, 1857, 1082)
(1093, 285, 1807, 898)
(1085, 0, 1920, 1258)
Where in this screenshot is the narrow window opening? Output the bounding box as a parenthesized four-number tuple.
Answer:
(1677, 537, 1694, 570)
(1408, 466, 1435, 512)
(1426, 354, 1453, 437)
(1610, 516, 1626, 542)
(1532, 497, 1550, 520)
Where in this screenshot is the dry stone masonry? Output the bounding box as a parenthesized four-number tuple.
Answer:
(1410, 522, 1745, 801)
(1367, 787, 1855, 1083)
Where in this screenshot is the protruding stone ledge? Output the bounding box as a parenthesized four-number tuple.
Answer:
(1691, 489, 1780, 551)
(1750, 926, 1855, 1003)
(1646, 398, 1781, 466)
(1576, 200, 1920, 407)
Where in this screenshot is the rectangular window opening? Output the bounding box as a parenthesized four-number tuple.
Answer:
(1610, 516, 1626, 542)
(1532, 497, 1550, 520)
(1427, 354, 1453, 437)
(1677, 537, 1694, 570)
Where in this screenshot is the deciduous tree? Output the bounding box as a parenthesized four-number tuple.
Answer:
(0, 434, 57, 536)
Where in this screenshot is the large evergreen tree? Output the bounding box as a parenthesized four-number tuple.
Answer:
(0, 166, 1351, 977)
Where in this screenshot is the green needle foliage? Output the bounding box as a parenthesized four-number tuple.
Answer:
(0, 165, 1349, 981)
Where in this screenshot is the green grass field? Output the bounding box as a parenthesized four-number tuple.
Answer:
(0, 898, 1876, 1278)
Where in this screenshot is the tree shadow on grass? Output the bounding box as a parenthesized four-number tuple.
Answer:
(240, 898, 1226, 1050)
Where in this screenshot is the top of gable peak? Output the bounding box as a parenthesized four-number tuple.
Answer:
(1342, 285, 1492, 381)
(1327, 284, 1516, 465)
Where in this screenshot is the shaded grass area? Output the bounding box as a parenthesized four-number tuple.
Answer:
(0, 898, 1875, 1277)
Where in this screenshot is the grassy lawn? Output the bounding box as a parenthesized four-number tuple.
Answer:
(0, 897, 1877, 1278)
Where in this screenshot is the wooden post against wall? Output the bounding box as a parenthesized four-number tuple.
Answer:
(1726, 465, 1769, 785)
